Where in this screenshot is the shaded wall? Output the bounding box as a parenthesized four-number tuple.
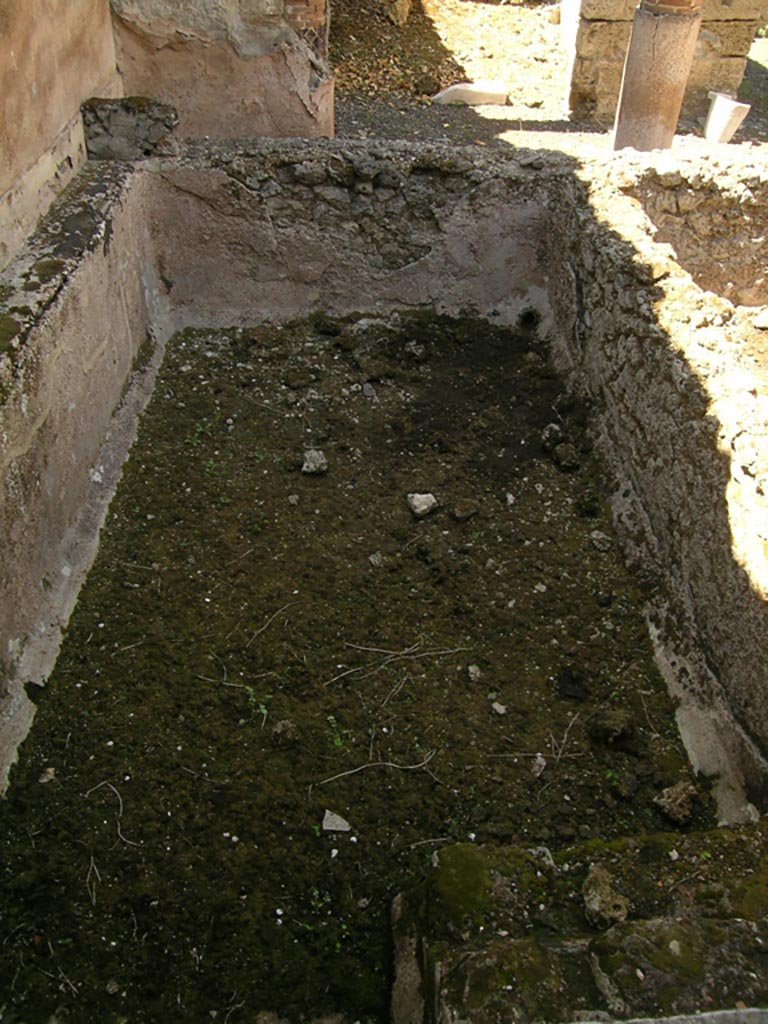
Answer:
(0, 0, 122, 270)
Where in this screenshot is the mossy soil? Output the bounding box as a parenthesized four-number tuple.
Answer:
(0, 313, 713, 1022)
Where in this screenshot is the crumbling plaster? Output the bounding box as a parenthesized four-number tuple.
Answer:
(109, 0, 334, 140)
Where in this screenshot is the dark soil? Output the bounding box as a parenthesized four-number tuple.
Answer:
(0, 313, 713, 1022)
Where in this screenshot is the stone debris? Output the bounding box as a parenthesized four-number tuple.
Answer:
(468, 664, 482, 682)
(754, 307, 768, 329)
(452, 499, 479, 522)
(302, 449, 329, 475)
(654, 780, 698, 824)
(322, 810, 352, 832)
(407, 492, 439, 518)
(552, 443, 581, 471)
(432, 81, 509, 106)
(582, 864, 630, 929)
(590, 531, 613, 552)
(288, 494, 300, 505)
(532, 752, 547, 778)
(369, 550, 383, 568)
(81, 97, 179, 161)
(38, 766, 56, 784)
(541, 423, 564, 451)
(491, 701, 507, 716)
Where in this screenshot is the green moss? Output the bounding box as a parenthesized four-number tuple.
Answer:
(30, 257, 65, 283)
(733, 857, 768, 919)
(432, 844, 491, 926)
(0, 314, 21, 354)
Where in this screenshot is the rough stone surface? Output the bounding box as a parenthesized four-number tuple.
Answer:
(406, 493, 439, 518)
(394, 826, 768, 1023)
(582, 864, 631, 929)
(301, 448, 329, 474)
(82, 97, 179, 160)
(654, 780, 699, 823)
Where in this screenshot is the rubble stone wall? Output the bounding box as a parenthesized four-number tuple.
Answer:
(109, 0, 334, 140)
(0, 0, 122, 270)
(626, 160, 768, 306)
(548, 152, 768, 809)
(565, 0, 768, 120)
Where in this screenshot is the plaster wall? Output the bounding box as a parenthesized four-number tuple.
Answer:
(110, 0, 334, 139)
(0, 166, 160, 789)
(0, 0, 122, 270)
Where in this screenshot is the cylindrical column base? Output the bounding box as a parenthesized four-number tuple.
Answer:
(613, 6, 702, 152)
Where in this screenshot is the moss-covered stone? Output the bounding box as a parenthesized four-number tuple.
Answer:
(0, 314, 21, 354)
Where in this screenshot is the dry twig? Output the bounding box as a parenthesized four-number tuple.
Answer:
(245, 602, 294, 648)
(85, 781, 140, 848)
(317, 750, 437, 786)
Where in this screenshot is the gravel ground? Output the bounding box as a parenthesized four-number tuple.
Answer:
(330, 0, 768, 155)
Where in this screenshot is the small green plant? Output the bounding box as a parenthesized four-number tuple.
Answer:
(185, 415, 218, 448)
(326, 714, 344, 748)
(244, 686, 273, 726)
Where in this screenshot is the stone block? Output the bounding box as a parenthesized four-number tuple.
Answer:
(579, 0, 635, 21)
(568, 57, 624, 118)
(695, 20, 760, 56)
(575, 19, 632, 58)
(685, 55, 749, 113)
(701, 0, 768, 18)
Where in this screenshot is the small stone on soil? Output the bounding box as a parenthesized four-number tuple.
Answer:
(590, 530, 612, 552)
(322, 810, 352, 832)
(468, 664, 482, 682)
(407, 492, 439, 518)
(452, 499, 479, 522)
(582, 863, 630, 929)
(491, 702, 507, 716)
(302, 449, 329, 475)
(369, 551, 383, 568)
(552, 443, 581, 471)
(654, 780, 698, 824)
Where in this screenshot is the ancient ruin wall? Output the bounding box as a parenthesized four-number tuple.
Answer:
(0, 0, 122, 270)
(2, 141, 768, 816)
(548, 154, 768, 811)
(145, 142, 556, 328)
(627, 162, 768, 307)
(0, 166, 161, 787)
(565, 0, 768, 120)
(110, 0, 334, 140)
